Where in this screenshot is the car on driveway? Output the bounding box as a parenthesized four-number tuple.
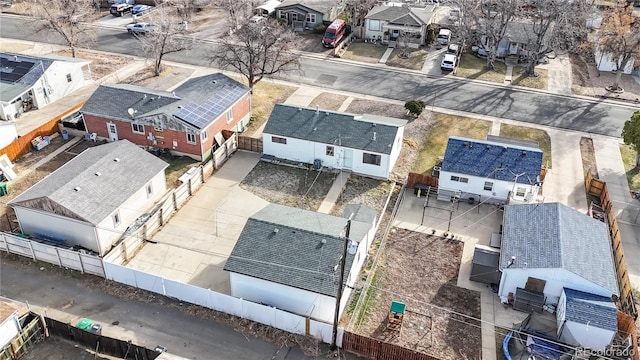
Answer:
(132, 5, 152, 16)
(110, 3, 133, 17)
(447, 43, 460, 56)
(441, 53, 457, 72)
(127, 22, 157, 35)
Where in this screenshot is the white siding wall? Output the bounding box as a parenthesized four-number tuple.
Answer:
(498, 268, 614, 305)
(560, 321, 615, 351)
(0, 314, 20, 348)
(596, 51, 635, 74)
(32, 62, 86, 109)
(262, 133, 401, 179)
(364, 19, 385, 41)
(439, 170, 538, 202)
(13, 207, 99, 252)
(95, 171, 167, 255)
(0, 121, 18, 148)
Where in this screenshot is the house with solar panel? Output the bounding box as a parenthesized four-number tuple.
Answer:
(0, 52, 89, 121)
(81, 73, 251, 161)
(262, 104, 406, 179)
(8, 140, 168, 256)
(224, 203, 377, 323)
(437, 136, 544, 204)
(498, 202, 618, 310)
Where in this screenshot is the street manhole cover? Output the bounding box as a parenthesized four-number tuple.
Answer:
(315, 75, 337, 86)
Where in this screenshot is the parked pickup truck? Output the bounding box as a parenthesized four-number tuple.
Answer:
(126, 22, 157, 35)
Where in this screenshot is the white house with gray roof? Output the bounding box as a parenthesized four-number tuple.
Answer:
(262, 104, 405, 179)
(8, 140, 168, 256)
(0, 52, 89, 121)
(224, 203, 377, 323)
(364, 4, 437, 47)
(498, 203, 618, 306)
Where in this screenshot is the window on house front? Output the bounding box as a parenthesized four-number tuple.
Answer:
(66, 73, 72, 82)
(460, 177, 469, 183)
(368, 19, 380, 31)
(279, 11, 287, 19)
(272, 136, 287, 144)
(362, 153, 381, 166)
(226, 108, 233, 123)
(326, 145, 334, 156)
(113, 211, 121, 227)
(202, 131, 208, 141)
(484, 181, 493, 191)
(187, 133, 197, 144)
(451, 175, 459, 182)
(306, 13, 316, 23)
(516, 187, 526, 197)
(132, 123, 145, 134)
(146, 183, 153, 198)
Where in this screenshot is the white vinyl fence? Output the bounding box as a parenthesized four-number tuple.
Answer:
(0, 232, 104, 277)
(102, 261, 342, 346)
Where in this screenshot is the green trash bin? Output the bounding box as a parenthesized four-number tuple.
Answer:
(0, 183, 7, 197)
(76, 318, 93, 330)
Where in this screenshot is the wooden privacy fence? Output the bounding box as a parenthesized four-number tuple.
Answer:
(406, 172, 439, 189)
(44, 317, 159, 360)
(342, 332, 442, 360)
(0, 101, 85, 161)
(617, 311, 640, 360)
(585, 171, 637, 318)
(237, 135, 263, 153)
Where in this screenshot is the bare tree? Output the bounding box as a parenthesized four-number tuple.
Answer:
(344, 0, 378, 38)
(460, 0, 520, 70)
(595, 0, 640, 92)
(215, 0, 255, 29)
(170, 0, 214, 23)
(30, 0, 97, 57)
(211, 19, 301, 89)
(135, 7, 195, 76)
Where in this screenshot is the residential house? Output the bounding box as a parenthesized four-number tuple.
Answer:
(275, 0, 343, 31)
(262, 104, 406, 179)
(0, 52, 89, 121)
(438, 136, 543, 204)
(0, 120, 17, 149)
(498, 202, 619, 306)
(82, 73, 251, 161)
(595, 49, 635, 74)
(8, 140, 168, 256)
(478, 22, 552, 58)
(556, 288, 617, 351)
(364, 3, 437, 47)
(224, 203, 377, 323)
(253, 0, 281, 19)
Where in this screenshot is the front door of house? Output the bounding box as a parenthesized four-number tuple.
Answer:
(343, 149, 353, 169)
(107, 123, 118, 142)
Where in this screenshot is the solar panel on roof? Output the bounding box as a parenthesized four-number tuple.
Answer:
(173, 84, 247, 128)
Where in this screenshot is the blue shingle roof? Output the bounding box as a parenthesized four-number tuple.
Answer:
(441, 136, 543, 184)
(500, 203, 618, 296)
(563, 288, 617, 331)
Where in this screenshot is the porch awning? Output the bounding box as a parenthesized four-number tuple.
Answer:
(382, 24, 422, 32)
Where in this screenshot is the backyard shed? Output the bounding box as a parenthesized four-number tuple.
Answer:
(470, 244, 501, 285)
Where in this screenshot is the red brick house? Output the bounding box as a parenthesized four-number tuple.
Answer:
(81, 73, 251, 161)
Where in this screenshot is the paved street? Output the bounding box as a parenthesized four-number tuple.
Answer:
(0, 14, 637, 139)
(0, 254, 359, 360)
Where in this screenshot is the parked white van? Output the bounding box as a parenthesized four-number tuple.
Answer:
(437, 29, 452, 45)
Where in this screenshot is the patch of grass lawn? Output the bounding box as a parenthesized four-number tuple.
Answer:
(163, 156, 199, 188)
(456, 53, 506, 83)
(230, 77, 298, 136)
(499, 124, 552, 168)
(385, 48, 429, 70)
(620, 145, 640, 191)
(341, 43, 388, 63)
(412, 113, 492, 175)
(511, 67, 548, 89)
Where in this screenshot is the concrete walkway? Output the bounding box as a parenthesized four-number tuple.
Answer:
(317, 171, 350, 214)
(542, 130, 588, 212)
(378, 47, 394, 64)
(545, 54, 572, 95)
(504, 65, 513, 84)
(592, 137, 640, 286)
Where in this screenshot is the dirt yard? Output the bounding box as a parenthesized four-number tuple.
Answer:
(124, 65, 194, 90)
(353, 228, 482, 360)
(53, 49, 134, 81)
(21, 336, 122, 360)
(296, 32, 334, 55)
(308, 92, 348, 111)
(331, 176, 395, 218)
(570, 53, 640, 103)
(239, 162, 337, 211)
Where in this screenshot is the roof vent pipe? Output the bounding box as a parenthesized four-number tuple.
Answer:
(95, 172, 102, 176)
(316, 105, 319, 114)
(373, 132, 377, 141)
(114, 157, 120, 162)
(74, 187, 81, 192)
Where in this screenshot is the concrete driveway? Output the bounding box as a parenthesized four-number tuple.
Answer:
(126, 151, 269, 294)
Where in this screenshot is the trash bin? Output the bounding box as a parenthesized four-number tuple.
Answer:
(90, 324, 102, 335)
(0, 183, 7, 197)
(61, 129, 69, 140)
(76, 318, 93, 330)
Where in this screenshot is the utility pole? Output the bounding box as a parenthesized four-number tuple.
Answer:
(330, 217, 352, 350)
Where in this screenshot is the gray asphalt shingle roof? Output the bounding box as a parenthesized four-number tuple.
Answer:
(263, 104, 404, 155)
(500, 203, 618, 295)
(365, 5, 435, 25)
(563, 288, 617, 331)
(80, 73, 249, 130)
(8, 140, 168, 225)
(224, 203, 375, 297)
(276, 0, 331, 14)
(442, 136, 543, 184)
